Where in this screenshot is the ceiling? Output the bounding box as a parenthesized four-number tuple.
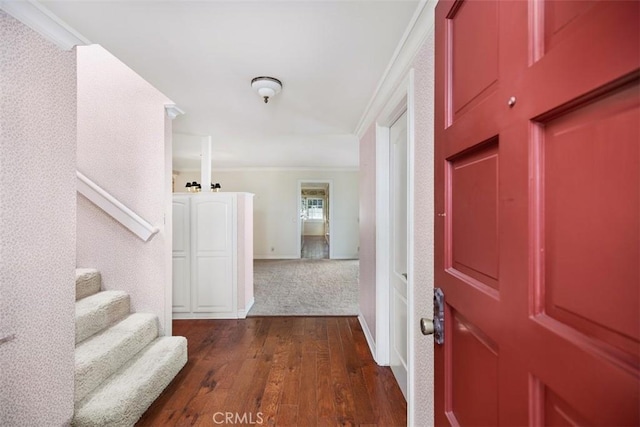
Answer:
(41, 0, 420, 170)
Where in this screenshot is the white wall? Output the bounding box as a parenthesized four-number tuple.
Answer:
(303, 220, 325, 236)
(0, 11, 76, 425)
(175, 169, 359, 259)
(77, 45, 173, 335)
(237, 194, 254, 314)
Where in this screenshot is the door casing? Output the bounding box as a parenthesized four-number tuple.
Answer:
(296, 179, 334, 259)
(374, 70, 416, 423)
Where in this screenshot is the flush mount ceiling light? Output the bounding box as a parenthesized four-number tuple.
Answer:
(251, 76, 282, 103)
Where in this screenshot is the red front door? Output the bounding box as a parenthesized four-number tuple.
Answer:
(434, 0, 639, 425)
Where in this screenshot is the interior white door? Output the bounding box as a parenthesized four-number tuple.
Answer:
(390, 110, 409, 399)
(192, 194, 235, 313)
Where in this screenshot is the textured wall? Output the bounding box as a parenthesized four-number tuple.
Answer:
(76, 45, 172, 334)
(358, 126, 377, 341)
(411, 30, 435, 427)
(0, 11, 76, 425)
(175, 169, 360, 259)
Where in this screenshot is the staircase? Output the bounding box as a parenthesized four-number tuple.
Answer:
(73, 268, 187, 427)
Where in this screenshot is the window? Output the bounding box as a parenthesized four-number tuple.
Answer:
(301, 197, 324, 220)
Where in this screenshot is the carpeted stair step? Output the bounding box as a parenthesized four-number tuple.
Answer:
(73, 336, 188, 427)
(75, 268, 101, 301)
(76, 291, 130, 344)
(75, 313, 159, 403)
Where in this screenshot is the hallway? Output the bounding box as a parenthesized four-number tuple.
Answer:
(137, 317, 407, 426)
(301, 236, 329, 259)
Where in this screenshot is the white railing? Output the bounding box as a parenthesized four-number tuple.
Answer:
(76, 171, 159, 242)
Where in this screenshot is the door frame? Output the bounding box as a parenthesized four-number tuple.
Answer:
(296, 179, 334, 259)
(375, 69, 416, 414)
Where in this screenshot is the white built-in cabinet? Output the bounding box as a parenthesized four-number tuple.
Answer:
(172, 192, 254, 319)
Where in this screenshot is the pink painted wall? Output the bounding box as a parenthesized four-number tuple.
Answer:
(0, 11, 76, 425)
(76, 45, 173, 334)
(359, 125, 377, 340)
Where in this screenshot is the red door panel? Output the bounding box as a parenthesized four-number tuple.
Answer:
(450, 140, 500, 292)
(539, 385, 590, 426)
(435, 0, 640, 425)
(450, 312, 499, 427)
(450, 0, 499, 122)
(528, 79, 640, 426)
(543, 1, 597, 53)
(541, 81, 639, 352)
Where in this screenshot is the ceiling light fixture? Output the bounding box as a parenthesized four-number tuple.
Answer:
(251, 76, 282, 103)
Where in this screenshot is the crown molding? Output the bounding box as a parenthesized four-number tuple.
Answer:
(165, 104, 185, 120)
(354, 0, 436, 138)
(174, 166, 359, 173)
(0, 0, 90, 50)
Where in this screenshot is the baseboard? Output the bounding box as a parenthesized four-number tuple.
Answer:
(358, 311, 380, 365)
(237, 297, 255, 319)
(330, 256, 360, 260)
(173, 312, 241, 320)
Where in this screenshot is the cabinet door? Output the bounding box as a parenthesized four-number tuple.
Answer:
(172, 196, 191, 313)
(192, 195, 236, 313)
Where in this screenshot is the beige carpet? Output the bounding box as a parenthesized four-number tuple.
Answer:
(248, 259, 359, 316)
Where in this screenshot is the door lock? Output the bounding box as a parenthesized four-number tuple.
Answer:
(420, 288, 444, 345)
(420, 317, 435, 335)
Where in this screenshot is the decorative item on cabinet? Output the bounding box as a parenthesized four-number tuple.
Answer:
(186, 181, 202, 192)
(172, 192, 254, 319)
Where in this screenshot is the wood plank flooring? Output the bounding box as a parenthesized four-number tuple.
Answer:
(301, 236, 329, 259)
(137, 317, 406, 427)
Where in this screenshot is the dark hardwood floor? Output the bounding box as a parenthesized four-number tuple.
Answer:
(301, 236, 329, 259)
(137, 317, 407, 427)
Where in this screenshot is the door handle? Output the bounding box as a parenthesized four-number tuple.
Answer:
(420, 318, 435, 335)
(421, 288, 445, 345)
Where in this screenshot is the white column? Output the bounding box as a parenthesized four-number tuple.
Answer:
(201, 136, 212, 190)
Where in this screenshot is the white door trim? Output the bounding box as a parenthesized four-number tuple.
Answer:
(296, 179, 334, 259)
(375, 69, 416, 421)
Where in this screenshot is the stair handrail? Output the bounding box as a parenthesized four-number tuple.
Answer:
(76, 170, 159, 242)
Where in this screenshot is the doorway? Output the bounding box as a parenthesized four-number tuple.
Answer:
(298, 180, 332, 259)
